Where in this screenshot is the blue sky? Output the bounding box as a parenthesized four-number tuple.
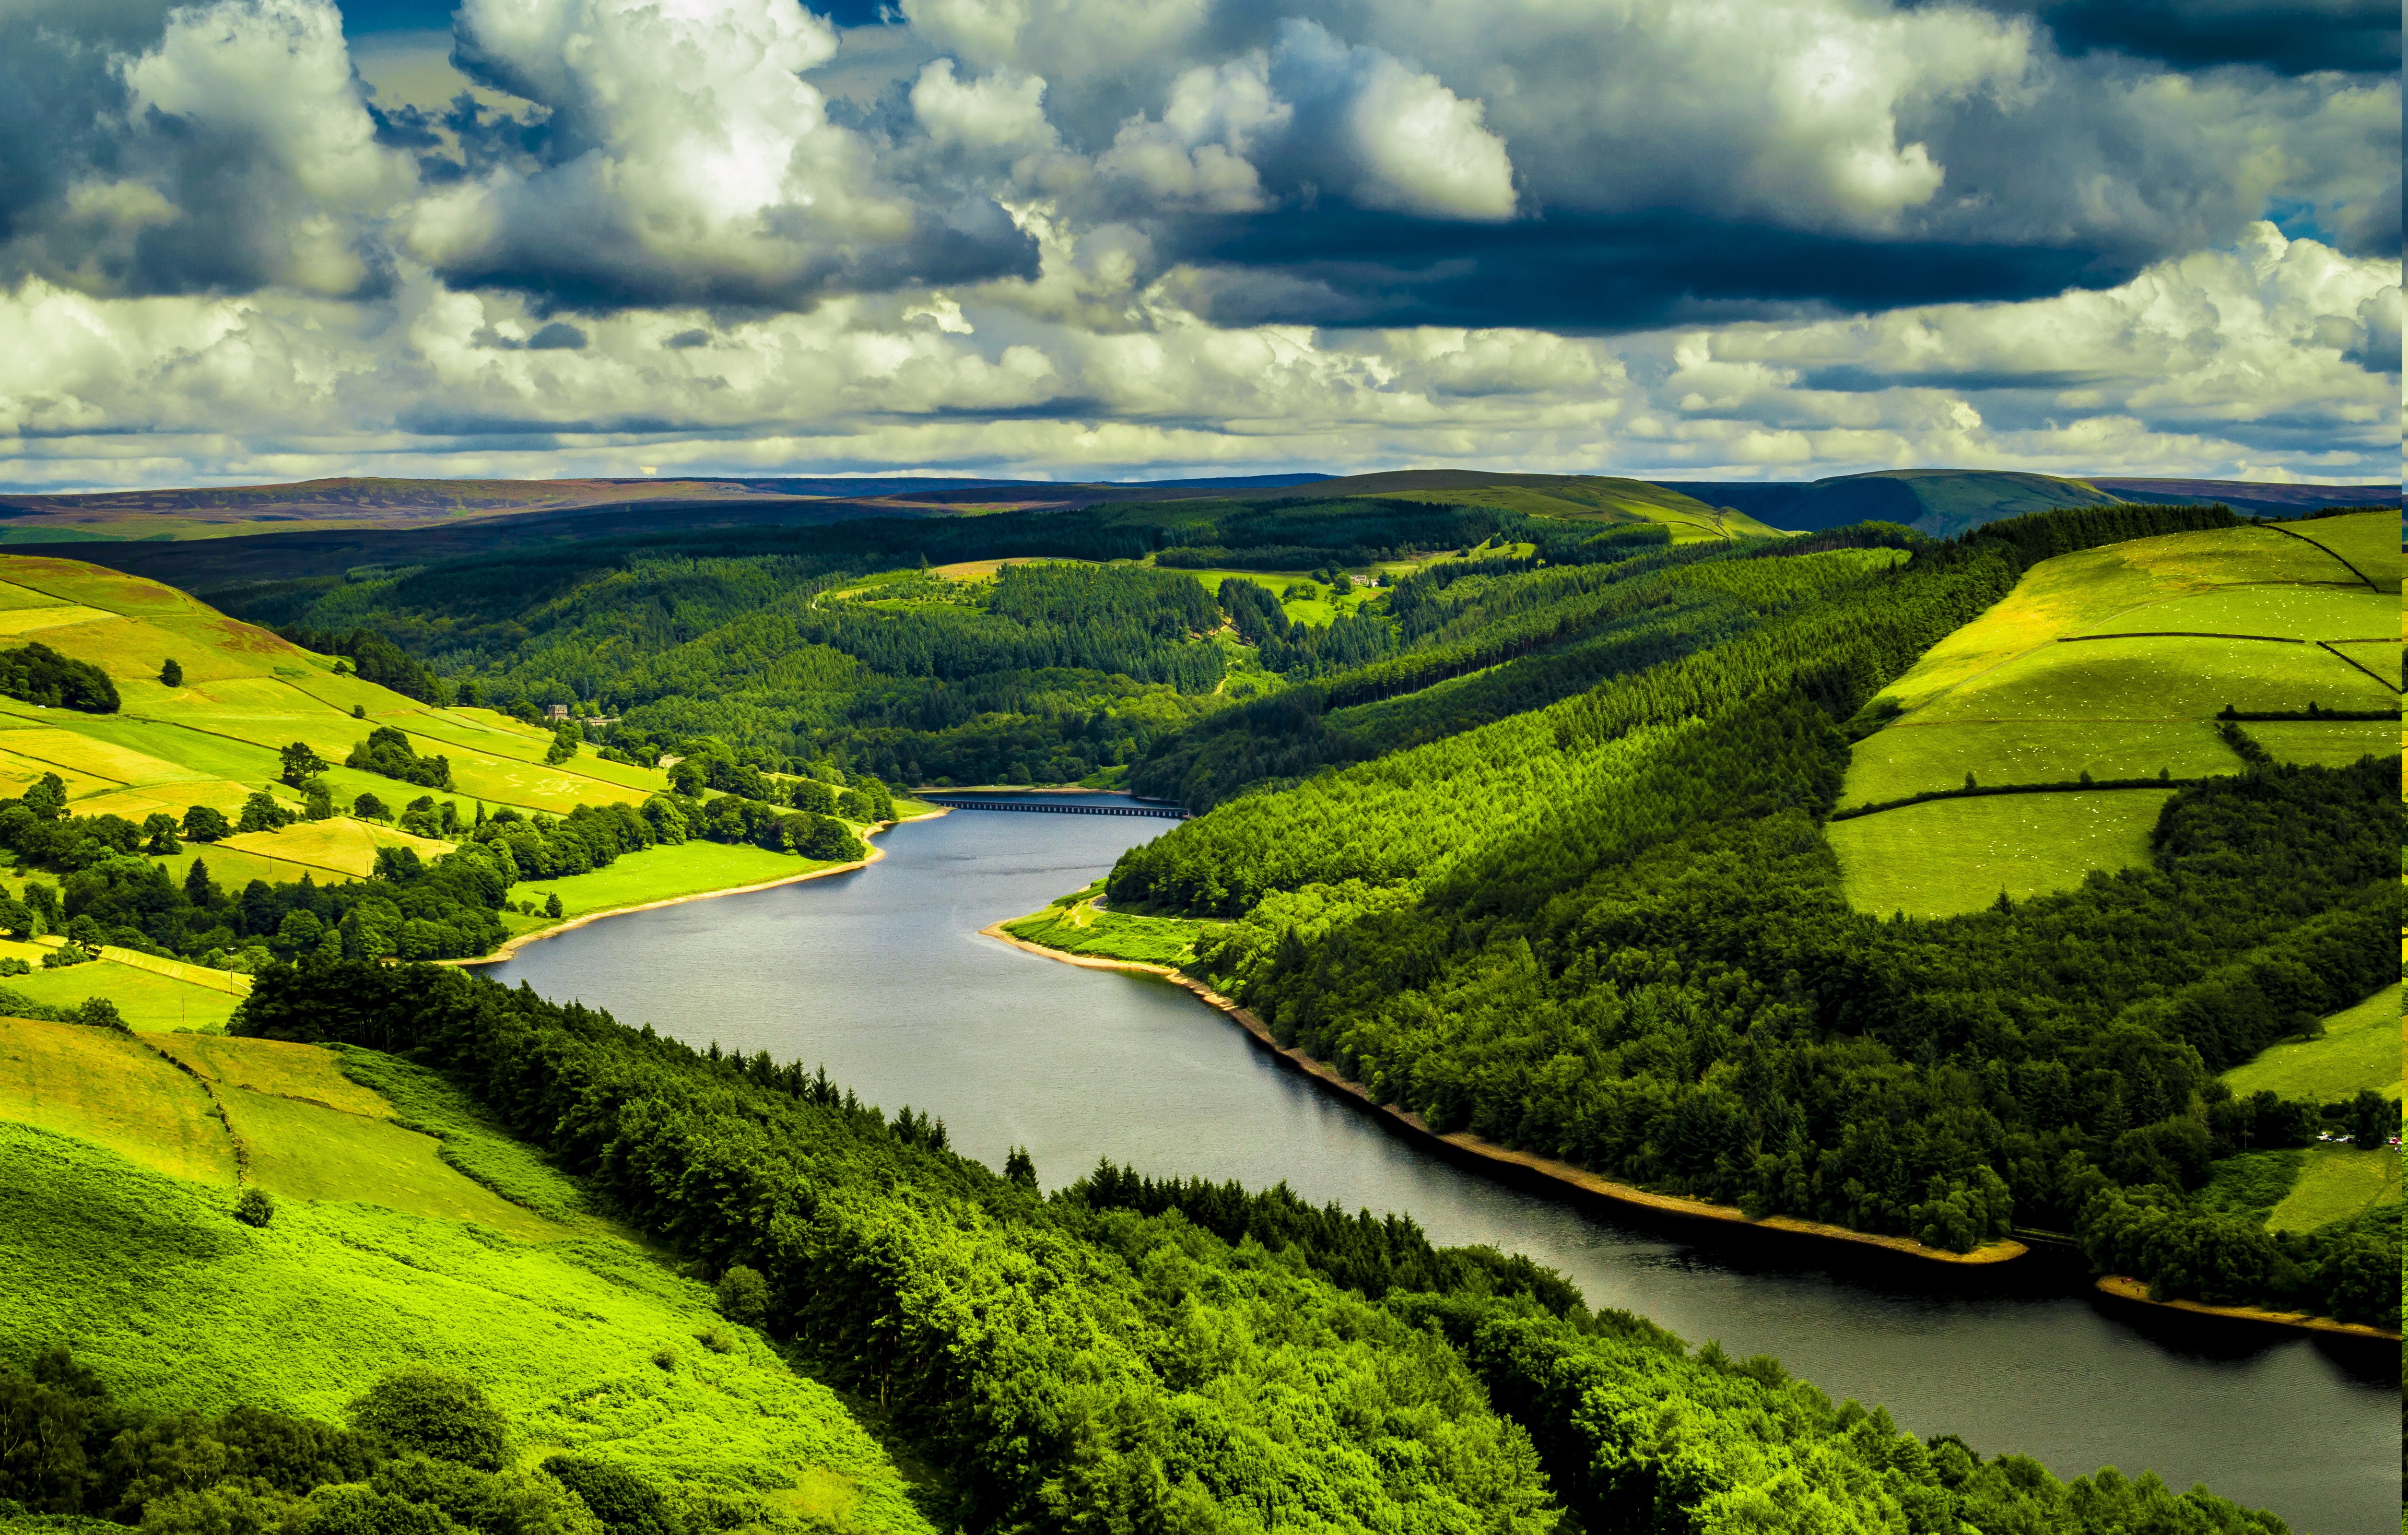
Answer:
(0, 0, 2394, 489)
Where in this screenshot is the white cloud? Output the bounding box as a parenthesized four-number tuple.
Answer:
(913, 60, 1059, 156)
(1096, 56, 1290, 213)
(1269, 21, 1517, 221)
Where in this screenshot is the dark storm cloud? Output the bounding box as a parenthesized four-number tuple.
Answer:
(1984, 0, 2398, 75)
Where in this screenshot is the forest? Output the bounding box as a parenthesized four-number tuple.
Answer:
(186, 956, 2302, 1535)
(1094, 502, 2398, 1322)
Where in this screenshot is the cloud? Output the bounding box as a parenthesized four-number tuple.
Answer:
(1992, 0, 2397, 75)
(409, 0, 1037, 307)
(1265, 21, 1515, 221)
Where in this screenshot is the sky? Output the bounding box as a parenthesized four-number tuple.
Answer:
(0, 0, 2396, 490)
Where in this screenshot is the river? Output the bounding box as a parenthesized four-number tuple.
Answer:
(489, 800, 2399, 1535)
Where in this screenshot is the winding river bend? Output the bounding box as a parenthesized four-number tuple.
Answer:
(489, 800, 2398, 1535)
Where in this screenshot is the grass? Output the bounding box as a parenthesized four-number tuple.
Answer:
(1839, 720, 2239, 807)
(2220, 984, 2402, 1104)
(1915, 635, 2392, 723)
(2230, 720, 2396, 767)
(2196, 1150, 2302, 1222)
(2282, 509, 2400, 592)
(0, 958, 242, 1033)
(511, 838, 849, 923)
(2324, 640, 2398, 689)
(155, 1034, 389, 1118)
(215, 1086, 567, 1243)
(2074, 584, 2397, 640)
(219, 817, 455, 878)
(1001, 897, 1223, 968)
(0, 1123, 936, 1532)
(2266, 1144, 2401, 1234)
(1826, 789, 2174, 918)
(337, 1048, 603, 1227)
(0, 1019, 236, 1183)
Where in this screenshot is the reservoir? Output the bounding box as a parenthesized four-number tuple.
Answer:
(488, 799, 2398, 1535)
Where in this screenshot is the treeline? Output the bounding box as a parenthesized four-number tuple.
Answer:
(218, 961, 2302, 1534)
(0, 640, 117, 713)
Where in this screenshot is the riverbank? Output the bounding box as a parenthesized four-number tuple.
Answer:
(980, 921, 2027, 1268)
(2093, 1276, 2402, 1343)
(461, 812, 942, 967)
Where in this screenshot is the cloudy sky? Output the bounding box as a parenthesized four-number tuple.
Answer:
(0, 0, 2395, 489)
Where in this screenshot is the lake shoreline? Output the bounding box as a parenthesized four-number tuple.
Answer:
(979, 921, 2028, 1269)
(458, 811, 944, 968)
(2092, 1276, 2401, 1343)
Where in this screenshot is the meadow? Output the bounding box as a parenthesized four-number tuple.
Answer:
(504, 838, 851, 926)
(0, 1121, 936, 1532)
(2279, 508, 2400, 590)
(2266, 1145, 2401, 1234)
(0, 1018, 236, 1181)
(1000, 892, 1222, 968)
(2220, 983, 2402, 1104)
(1825, 788, 2174, 918)
(0, 954, 243, 1031)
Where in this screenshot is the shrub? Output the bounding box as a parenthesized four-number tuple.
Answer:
(539, 1458, 672, 1535)
(234, 1188, 275, 1228)
(344, 1370, 508, 1471)
(713, 1266, 767, 1327)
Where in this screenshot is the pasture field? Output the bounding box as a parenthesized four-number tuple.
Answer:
(217, 1085, 565, 1242)
(0, 1123, 936, 1532)
(0, 748, 116, 798)
(0, 555, 204, 614)
(0, 1019, 236, 1182)
(2220, 984, 2403, 1104)
(146, 840, 334, 894)
(0, 957, 243, 1032)
(0, 580, 77, 610)
(2073, 584, 2396, 640)
(94, 945, 252, 997)
(337, 1047, 601, 1226)
(0, 603, 117, 636)
(1913, 635, 2390, 723)
(1838, 720, 2239, 807)
(2266, 1145, 2401, 1234)
(2282, 508, 2400, 591)
(510, 838, 846, 923)
(1001, 897, 1222, 968)
(2218, 719, 2395, 767)
(219, 817, 455, 877)
(0, 724, 211, 785)
(157, 1033, 391, 1118)
(1826, 789, 2174, 918)
(2324, 640, 2399, 689)
(74, 780, 259, 822)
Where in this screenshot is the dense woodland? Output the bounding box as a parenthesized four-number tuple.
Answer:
(204, 958, 2301, 1535)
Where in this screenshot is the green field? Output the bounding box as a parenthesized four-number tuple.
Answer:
(2282, 508, 2400, 591)
(2075, 583, 2396, 640)
(0, 955, 242, 1032)
(2266, 1145, 2402, 1234)
(157, 1032, 393, 1118)
(1839, 720, 2239, 807)
(510, 837, 855, 925)
(0, 1019, 236, 1182)
(2221, 983, 2402, 1104)
(2242, 719, 2400, 766)
(0, 1122, 935, 1532)
(1827, 789, 2174, 918)
(1001, 896, 1222, 968)
(219, 816, 456, 877)
(1915, 635, 2391, 723)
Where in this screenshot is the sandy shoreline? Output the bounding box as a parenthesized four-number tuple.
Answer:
(456, 810, 944, 967)
(2092, 1276, 2400, 1342)
(979, 921, 2026, 1268)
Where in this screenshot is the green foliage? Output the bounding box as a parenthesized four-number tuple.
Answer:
(159, 659, 184, 688)
(233, 1189, 274, 1228)
(0, 643, 117, 714)
(345, 1371, 509, 1471)
(333, 1049, 593, 1223)
(711, 1268, 766, 1329)
(346, 730, 453, 792)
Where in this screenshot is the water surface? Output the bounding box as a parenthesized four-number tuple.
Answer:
(490, 803, 2399, 1535)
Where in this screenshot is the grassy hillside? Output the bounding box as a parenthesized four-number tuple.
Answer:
(0, 1024, 939, 1533)
(1831, 510, 2399, 916)
(2220, 983, 2403, 1104)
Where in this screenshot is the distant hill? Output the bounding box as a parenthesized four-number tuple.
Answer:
(1660, 469, 2396, 535)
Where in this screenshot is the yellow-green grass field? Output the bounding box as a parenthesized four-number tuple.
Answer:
(1913, 635, 2392, 723)
(218, 817, 455, 877)
(2074, 584, 2396, 640)
(2325, 640, 2400, 690)
(1827, 789, 2174, 919)
(0, 1019, 237, 1182)
(156, 1033, 391, 1118)
(0, 955, 244, 1032)
(0, 1123, 937, 1530)
(1839, 720, 2242, 807)
(1362, 478, 1785, 540)
(507, 838, 856, 926)
(141, 840, 338, 895)
(2266, 1145, 2401, 1234)
(1001, 896, 1223, 968)
(2282, 508, 2400, 591)
(2242, 719, 2399, 766)
(2221, 984, 2402, 1105)
(217, 1085, 566, 1242)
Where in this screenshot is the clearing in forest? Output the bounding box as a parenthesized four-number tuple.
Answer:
(1832, 516, 2400, 915)
(2266, 1145, 2402, 1234)
(2220, 983, 2403, 1105)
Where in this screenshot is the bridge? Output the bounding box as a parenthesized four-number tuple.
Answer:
(920, 796, 1189, 820)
